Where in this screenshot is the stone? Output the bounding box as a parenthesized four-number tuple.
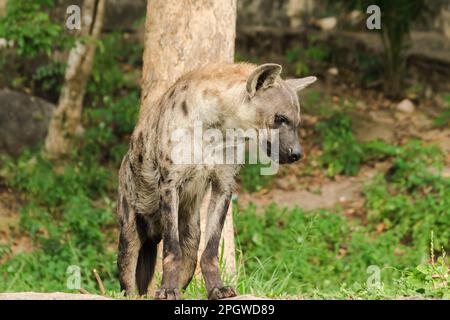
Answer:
(314, 17, 337, 31)
(0, 89, 55, 156)
(327, 67, 339, 76)
(396, 99, 415, 113)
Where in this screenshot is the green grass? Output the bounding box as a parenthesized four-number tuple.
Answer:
(239, 162, 275, 193)
(3, 134, 447, 299)
(233, 133, 449, 299)
(315, 111, 364, 177)
(234, 204, 448, 299)
(234, 141, 449, 299)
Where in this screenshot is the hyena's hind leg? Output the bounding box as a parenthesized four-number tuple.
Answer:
(117, 194, 146, 296)
(178, 199, 201, 289)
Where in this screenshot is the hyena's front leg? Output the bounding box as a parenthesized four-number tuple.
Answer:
(155, 186, 182, 300)
(178, 200, 201, 289)
(201, 187, 237, 300)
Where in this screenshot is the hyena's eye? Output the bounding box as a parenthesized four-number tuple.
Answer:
(274, 114, 290, 126)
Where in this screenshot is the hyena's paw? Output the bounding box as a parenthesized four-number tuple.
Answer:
(208, 286, 237, 300)
(155, 288, 181, 300)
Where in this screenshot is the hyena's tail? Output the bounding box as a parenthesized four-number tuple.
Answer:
(136, 237, 158, 295)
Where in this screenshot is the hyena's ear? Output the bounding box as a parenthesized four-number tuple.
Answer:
(285, 76, 317, 92)
(246, 63, 282, 98)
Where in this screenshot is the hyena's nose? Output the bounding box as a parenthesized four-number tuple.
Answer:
(289, 145, 303, 162)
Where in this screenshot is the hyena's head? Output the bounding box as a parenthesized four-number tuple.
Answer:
(245, 63, 317, 164)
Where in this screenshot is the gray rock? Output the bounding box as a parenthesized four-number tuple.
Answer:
(0, 89, 55, 156)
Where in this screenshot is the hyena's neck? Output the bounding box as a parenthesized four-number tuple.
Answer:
(198, 80, 255, 131)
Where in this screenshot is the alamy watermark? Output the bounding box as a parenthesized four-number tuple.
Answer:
(64, 3, 383, 31)
(366, 265, 382, 291)
(66, 265, 81, 290)
(66, 5, 81, 30)
(170, 121, 280, 175)
(367, 5, 381, 30)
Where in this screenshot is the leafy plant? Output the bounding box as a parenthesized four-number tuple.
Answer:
(0, 1, 67, 58)
(315, 112, 363, 177)
(0, 0, 73, 99)
(32, 61, 66, 98)
(363, 140, 449, 256)
(286, 42, 330, 77)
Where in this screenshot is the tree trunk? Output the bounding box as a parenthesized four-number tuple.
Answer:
(44, 0, 105, 159)
(0, 0, 7, 17)
(141, 0, 237, 295)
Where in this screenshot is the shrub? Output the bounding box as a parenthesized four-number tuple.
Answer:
(315, 112, 363, 177)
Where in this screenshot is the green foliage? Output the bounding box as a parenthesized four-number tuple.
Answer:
(83, 33, 141, 164)
(32, 61, 66, 95)
(434, 94, 450, 127)
(0, 151, 118, 292)
(0, 1, 68, 58)
(235, 205, 351, 295)
(239, 162, 274, 193)
(286, 41, 330, 77)
(314, 109, 445, 181)
(405, 256, 449, 299)
(88, 33, 142, 99)
(363, 141, 449, 256)
(83, 91, 139, 164)
(0, 32, 142, 294)
(0, 0, 73, 100)
(315, 112, 363, 177)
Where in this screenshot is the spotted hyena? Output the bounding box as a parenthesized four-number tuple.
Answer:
(117, 63, 317, 299)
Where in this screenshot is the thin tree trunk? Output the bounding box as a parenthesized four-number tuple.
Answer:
(141, 0, 237, 295)
(44, 0, 105, 159)
(0, 0, 7, 18)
